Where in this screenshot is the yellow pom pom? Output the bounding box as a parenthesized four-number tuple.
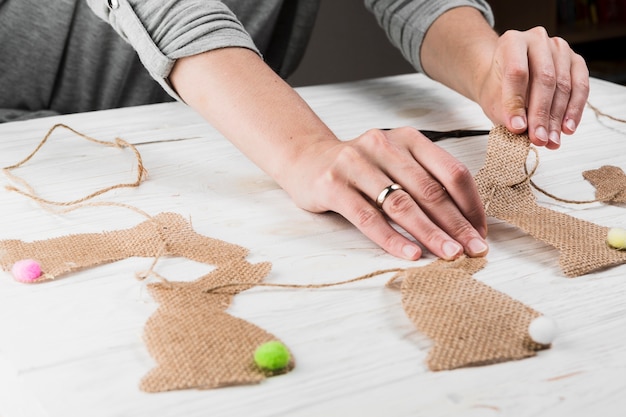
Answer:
(607, 227, 626, 249)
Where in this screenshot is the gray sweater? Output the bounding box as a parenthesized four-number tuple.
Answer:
(0, 0, 493, 123)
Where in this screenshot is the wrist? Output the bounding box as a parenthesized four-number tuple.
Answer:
(170, 48, 340, 190)
(421, 7, 498, 103)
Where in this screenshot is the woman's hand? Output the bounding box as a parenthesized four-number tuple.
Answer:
(283, 127, 488, 260)
(421, 7, 590, 149)
(476, 27, 589, 149)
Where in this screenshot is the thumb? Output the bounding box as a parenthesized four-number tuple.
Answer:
(508, 112, 528, 134)
(503, 95, 528, 135)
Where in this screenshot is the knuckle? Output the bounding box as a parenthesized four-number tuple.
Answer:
(333, 145, 362, 167)
(310, 175, 341, 210)
(504, 95, 527, 112)
(363, 127, 388, 140)
(500, 29, 521, 42)
(395, 126, 421, 137)
(417, 227, 445, 248)
(577, 76, 590, 95)
(574, 65, 590, 92)
(555, 76, 572, 96)
(552, 36, 570, 49)
(381, 232, 401, 253)
(396, 126, 432, 147)
(384, 192, 414, 216)
(316, 165, 338, 189)
(529, 26, 549, 38)
(354, 205, 381, 229)
(314, 160, 345, 193)
(466, 204, 485, 224)
(417, 178, 448, 205)
(574, 53, 590, 74)
(447, 219, 477, 239)
(536, 67, 557, 89)
(445, 160, 472, 185)
(503, 64, 528, 84)
(310, 149, 360, 205)
(360, 128, 409, 161)
(361, 128, 393, 151)
(534, 107, 552, 121)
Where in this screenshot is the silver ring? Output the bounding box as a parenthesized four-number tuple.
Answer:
(376, 183, 403, 208)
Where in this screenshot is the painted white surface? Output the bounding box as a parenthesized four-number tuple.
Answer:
(0, 74, 625, 417)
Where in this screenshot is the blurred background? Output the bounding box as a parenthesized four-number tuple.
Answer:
(288, 0, 626, 87)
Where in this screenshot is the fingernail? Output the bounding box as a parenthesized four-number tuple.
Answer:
(468, 238, 489, 255)
(402, 244, 419, 260)
(549, 130, 561, 146)
(442, 241, 463, 259)
(566, 118, 576, 132)
(535, 126, 548, 144)
(511, 116, 527, 130)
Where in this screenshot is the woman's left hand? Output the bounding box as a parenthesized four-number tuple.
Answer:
(476, 26, 590, 149)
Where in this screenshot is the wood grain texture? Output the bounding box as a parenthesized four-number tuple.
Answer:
(1, 74, 625, 417)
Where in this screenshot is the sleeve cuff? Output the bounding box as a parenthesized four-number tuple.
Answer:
(87, 0, 261, 101)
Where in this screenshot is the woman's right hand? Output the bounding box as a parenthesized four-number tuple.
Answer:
(282, 127, 489, 260)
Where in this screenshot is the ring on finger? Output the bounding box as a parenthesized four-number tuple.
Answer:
(376, 183, 403, 209)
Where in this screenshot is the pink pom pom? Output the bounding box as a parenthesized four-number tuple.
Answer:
(11, 259, 42, 283)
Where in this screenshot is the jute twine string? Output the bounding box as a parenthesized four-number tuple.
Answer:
(202, 267, 405, 294)
(482, 101, 626, 210)
(1, 125, 179, 288)
(482, 153, 620, 214)
(3, 123, 147, 207)
(3, 108, 623, 388)
(209, 103, 624, 292)
(486, 141, 619, 209)
(0, 124, 418, 391)
(0, 125, 285, 393)
(6, 103, 626, 283)
(1, 124, 405, 289)
(525, 100, 626, 205)
(475, 125, 626, 277)
(525, 147, 618, 205)
(0, 124, 518, 383)
(587, 100, 626, 124)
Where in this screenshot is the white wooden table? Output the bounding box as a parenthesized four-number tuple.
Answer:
(1, 74, 625, 417)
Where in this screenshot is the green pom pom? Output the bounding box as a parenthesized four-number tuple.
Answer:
(254, 341, 290, 371)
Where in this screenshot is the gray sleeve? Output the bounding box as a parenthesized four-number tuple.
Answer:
(364, 0, 495, 74)
(86, 0, 261, 100)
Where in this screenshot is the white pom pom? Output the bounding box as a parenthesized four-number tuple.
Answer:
(528, 316, 558, 345)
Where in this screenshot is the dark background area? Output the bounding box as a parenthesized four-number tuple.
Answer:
(287, 1, 626, 87)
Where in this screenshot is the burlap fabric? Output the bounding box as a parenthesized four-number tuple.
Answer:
(0, 208, 544, 385)
(14, 124, 622, 391)
(140, 260, 295, 392)
(474, 125, 626, 277)
(391, 256, 545, 371)
(583, 165, 626, 203)
(0, 212, 292, 392)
